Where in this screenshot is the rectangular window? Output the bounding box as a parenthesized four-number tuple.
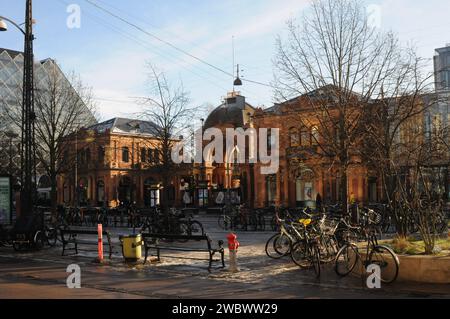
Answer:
(433, 114, 442, 131)
(311, 126, 319, 145)
(154, 149, 160, 164)
(147, 149, 153, 163)
(289, 128, 299, 147)
(300, 129, 310, 146)
(98, 146, 105, 163)
(433, 114, 443, 145)
(122, 147, 129, 163)
(447, 114, 450, 144)
(141, 148, 146, 162)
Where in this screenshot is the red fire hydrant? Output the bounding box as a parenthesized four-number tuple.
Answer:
(227, 233, 240, 272)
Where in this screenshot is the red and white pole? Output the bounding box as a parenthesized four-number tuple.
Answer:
(97, 224, 103, 262)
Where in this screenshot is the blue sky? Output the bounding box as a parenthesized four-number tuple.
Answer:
(1, 0, 450, 121)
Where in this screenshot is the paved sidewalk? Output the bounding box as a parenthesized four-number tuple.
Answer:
(0, 214, 449, 299)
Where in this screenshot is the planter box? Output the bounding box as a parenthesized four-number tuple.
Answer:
(355, 251, 450, 284)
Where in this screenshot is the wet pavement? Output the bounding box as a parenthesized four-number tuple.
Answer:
(0, 214, 449, 299)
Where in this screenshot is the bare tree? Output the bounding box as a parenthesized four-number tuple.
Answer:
(3, 62, 97, 215)
(388, 116, 448, 252)
(140, 65, 194, 217)
(273, 0, 427, 212)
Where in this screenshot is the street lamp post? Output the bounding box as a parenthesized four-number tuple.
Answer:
(0, 0, 36, 217)
(200, 118, 205, 181)
(5, 131, 18, 175)
(199, 118, 205, 207)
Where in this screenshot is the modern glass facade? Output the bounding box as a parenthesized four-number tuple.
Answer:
(0, 48, 96, 186)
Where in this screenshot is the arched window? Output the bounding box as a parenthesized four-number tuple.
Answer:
(63, 182, 69, 204)
(38, 175, 51, 188)
(311, 126, 319, 145)
(97, 180, 105, 206)
(85, 148, 91, 162)
(266, 174, 277, 205)
(98, 146, 105, 162)
(300, 127, 310, 146)
(154, 149, 160, 164)
(289, 127, 299, 146)
(122, 147, 129, 163)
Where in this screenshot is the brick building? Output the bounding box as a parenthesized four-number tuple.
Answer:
(56, 91, 448, 209)
(201, 89, 373, 209)
(57, 118, 189, 208)
(201, 87, 449, 208)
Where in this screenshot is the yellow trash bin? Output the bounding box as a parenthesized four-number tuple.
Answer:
(119, 234, 143, 261)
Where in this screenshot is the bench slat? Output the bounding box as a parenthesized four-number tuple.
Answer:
(142, 232, 225, 271)
(60, 228, 113, 259)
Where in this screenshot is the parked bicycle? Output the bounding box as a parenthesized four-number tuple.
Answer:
(290, 218, 322, 278)
(0, 224, 12, 247)
(335, 210, 399, 284)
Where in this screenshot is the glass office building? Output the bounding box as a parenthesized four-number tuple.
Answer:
(0, 48, 96, 195)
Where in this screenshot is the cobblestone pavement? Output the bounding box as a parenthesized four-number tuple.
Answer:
(0, 213, 449, 299)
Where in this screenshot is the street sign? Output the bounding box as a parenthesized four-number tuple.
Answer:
(0, 176, 12, 225)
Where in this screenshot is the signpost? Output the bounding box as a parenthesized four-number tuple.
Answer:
(0, 176, 12, 225)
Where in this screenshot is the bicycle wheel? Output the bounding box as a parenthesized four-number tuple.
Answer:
(319, 235, 338, 263)
(382, 215, 394, 234)
(33, 231, 45, 250)
(311, 245, 321, 278)
(290, 241, 311, 268)
(102, 213, 109, 227)
(258, 215, 266, 231)
(0, 238, 12, 248)
(270, 216, 279, 231)
(74, 214, 83, 226)
(433, 215, 447, 234)
(407, 218, 419, 234)
(189, 221, 204, 235)
(265, 233, 291, 259)
(274, 233, 291, 256)
(0, 228, 13, 248)
(248, 215, 258, 231)
(218, 215, 231, 230)
(368, 245, 399, 284)
(177, 222, 190, 242)
(45, 227, 57, 247)
(335, 243, 359, 277)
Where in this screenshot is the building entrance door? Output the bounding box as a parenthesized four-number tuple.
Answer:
(144, 178, 160, 207)
(118, 176, 132, 205)
(295, 179, 315, 208)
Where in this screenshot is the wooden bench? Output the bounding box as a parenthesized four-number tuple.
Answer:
(60, 227, 113, 259)
(142, 233, 225, 271)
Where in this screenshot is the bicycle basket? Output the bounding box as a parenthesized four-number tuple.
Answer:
(367, 209, 382, 225)
(298, 218, 312, 227)
(319, 218, 338, 235)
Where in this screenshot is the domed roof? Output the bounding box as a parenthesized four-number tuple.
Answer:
(204, 94, 255, 129)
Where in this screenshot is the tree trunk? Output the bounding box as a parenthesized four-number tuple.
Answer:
(339, 113, 348, 213)
(50, 175, 58, 219)
(161, 173, 170, 221)
(340, 166, 348, 214)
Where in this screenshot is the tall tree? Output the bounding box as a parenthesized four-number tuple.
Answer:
(140, 65, 194, 217)
(3, 62, 97, 215)
(273, 0, 426, 212)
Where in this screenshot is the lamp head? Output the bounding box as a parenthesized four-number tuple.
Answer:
(0, 19, 8, 32)
(233, 77, 242, 86)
